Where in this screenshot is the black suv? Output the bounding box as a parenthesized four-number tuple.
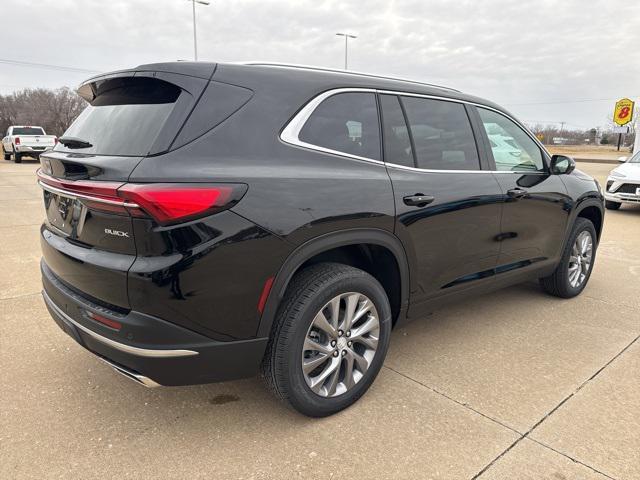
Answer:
(39, 62, 604, 416)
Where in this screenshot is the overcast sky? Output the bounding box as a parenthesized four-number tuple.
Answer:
(1, 0, 638, 130)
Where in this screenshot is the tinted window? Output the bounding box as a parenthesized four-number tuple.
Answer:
(478, 108, 544, 172)
(380, 94, 414, 167)
(12, 127, 45, 135)
(401, 97, 480, 170)
(57, 77, 181, 156)
(299, 92, 381, 160)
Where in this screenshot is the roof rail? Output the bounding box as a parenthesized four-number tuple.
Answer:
(240, 62, 460, 93)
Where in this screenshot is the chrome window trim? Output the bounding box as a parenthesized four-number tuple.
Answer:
(280, 87, 550, 175)
(42, 290, 199, 358)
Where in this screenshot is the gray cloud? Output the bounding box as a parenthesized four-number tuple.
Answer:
(2, 0, 639, 129)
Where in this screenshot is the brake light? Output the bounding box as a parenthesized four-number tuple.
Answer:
(54, 137, 58, 145)
(118, 184, 243, 225)
(14, 137, 20, 145)
(37, 171, 247, 225)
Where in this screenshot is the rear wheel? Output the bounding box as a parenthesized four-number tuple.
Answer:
(13, 148, 22, 163)
(262, 262, 392, 417)
(540, 217, 596, 298)
(605, 200, 621, 210)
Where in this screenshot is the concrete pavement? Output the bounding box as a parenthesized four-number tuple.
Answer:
(1, 159, 638, 479)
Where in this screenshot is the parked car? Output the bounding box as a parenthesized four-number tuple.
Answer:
(38, 62, 604, 417)
(2, 125, 57, 163)
(604, 152, 640, 209)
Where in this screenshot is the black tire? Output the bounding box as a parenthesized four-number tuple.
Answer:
(605, 200, 621, 210)
(2, 147, 9, 161)
(540, 217, 597, 298)
(14, 149, 22, 163)
(261, 262, 392, 417)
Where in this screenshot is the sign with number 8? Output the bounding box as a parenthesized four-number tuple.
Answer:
(613, 98, 635, 126)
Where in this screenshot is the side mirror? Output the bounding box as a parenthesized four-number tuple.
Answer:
(618, 156, 628, 163)
(550, 154, 576, 175)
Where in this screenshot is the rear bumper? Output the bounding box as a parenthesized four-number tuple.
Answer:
(42, 261, 268, 387)
(15, 145, 52, 153)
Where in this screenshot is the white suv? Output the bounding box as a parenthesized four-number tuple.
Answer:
(605, 152, 640, 209)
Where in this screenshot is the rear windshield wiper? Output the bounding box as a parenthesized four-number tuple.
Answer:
(58, 136, 93, 149)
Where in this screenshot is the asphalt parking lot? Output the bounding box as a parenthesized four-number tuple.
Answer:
(1, 159, 638, 480)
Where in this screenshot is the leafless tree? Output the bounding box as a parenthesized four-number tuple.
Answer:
(0, 87, 87, 136)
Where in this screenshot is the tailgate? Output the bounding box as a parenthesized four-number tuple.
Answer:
(39, 72, 209, 310)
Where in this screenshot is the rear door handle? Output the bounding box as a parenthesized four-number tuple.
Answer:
(507, 188, 528, 199)
(403, 194, 435, 207)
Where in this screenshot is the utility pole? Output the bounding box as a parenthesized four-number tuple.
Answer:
(634, 100, 640, 154)
(335, 33, 357, 70)
(189, 0, 210, 61)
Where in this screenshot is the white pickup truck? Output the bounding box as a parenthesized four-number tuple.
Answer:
(2, 126, 57, 163)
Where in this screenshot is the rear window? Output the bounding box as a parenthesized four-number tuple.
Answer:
(13, 127, 45, 135)
(57, 77, 181, 156)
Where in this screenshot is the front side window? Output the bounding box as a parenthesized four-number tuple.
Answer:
(401, 97, 480, 170)
(298, 92, 381, 160)
(477, 108, 545, 172)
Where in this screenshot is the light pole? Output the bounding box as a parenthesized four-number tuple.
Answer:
(189, 0, 210, 61)
(335, 32, 357, 70)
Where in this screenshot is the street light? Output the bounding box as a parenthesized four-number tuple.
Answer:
(335, 32, 357, 70)
(188, 0, 210, 61)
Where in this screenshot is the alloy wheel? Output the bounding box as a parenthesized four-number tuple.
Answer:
(302, 292, 380, 398)
(568, 230, 593, 288)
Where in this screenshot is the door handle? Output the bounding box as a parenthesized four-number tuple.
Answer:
(507, 188, 528, 199)
(403, 194, 435, 207)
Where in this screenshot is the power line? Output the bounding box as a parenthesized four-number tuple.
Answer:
(504, 96, 639, 107)
(0, 58, 101, 74)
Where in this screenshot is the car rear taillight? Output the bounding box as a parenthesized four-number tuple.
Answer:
(54, 137, 58, 145)
(117, 184, 244, 225)
(37, 171, 247, 225)
(14, 137, 20, 145)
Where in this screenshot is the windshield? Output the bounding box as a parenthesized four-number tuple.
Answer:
(629, 151, 640, 163)
(13, 127, 45, 135)
(57, 77, 181, 156)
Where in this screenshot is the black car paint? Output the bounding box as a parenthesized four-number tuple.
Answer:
(40, 62, 604, 386)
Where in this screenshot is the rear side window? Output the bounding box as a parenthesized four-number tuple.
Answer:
(299, 92, 381, 160)
(58, 77, 181, 156)
(379, 94, 414, 167)
(12, 127, 45, 135)
(401, 97, 480, 170)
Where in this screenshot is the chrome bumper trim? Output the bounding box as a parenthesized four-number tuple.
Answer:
(42, 290, 199, 358)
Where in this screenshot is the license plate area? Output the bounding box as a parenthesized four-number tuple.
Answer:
(43, 190, 86, 237)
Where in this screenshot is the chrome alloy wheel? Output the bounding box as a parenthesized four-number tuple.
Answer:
(568, 230, 593, 288)
(302, 292, 380, 398)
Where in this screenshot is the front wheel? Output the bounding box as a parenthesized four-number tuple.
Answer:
(2, 146, 9, 161)
(262, 263, 392, 417)
(605, 200, 621, 210)
(540, 218, 597, 298)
